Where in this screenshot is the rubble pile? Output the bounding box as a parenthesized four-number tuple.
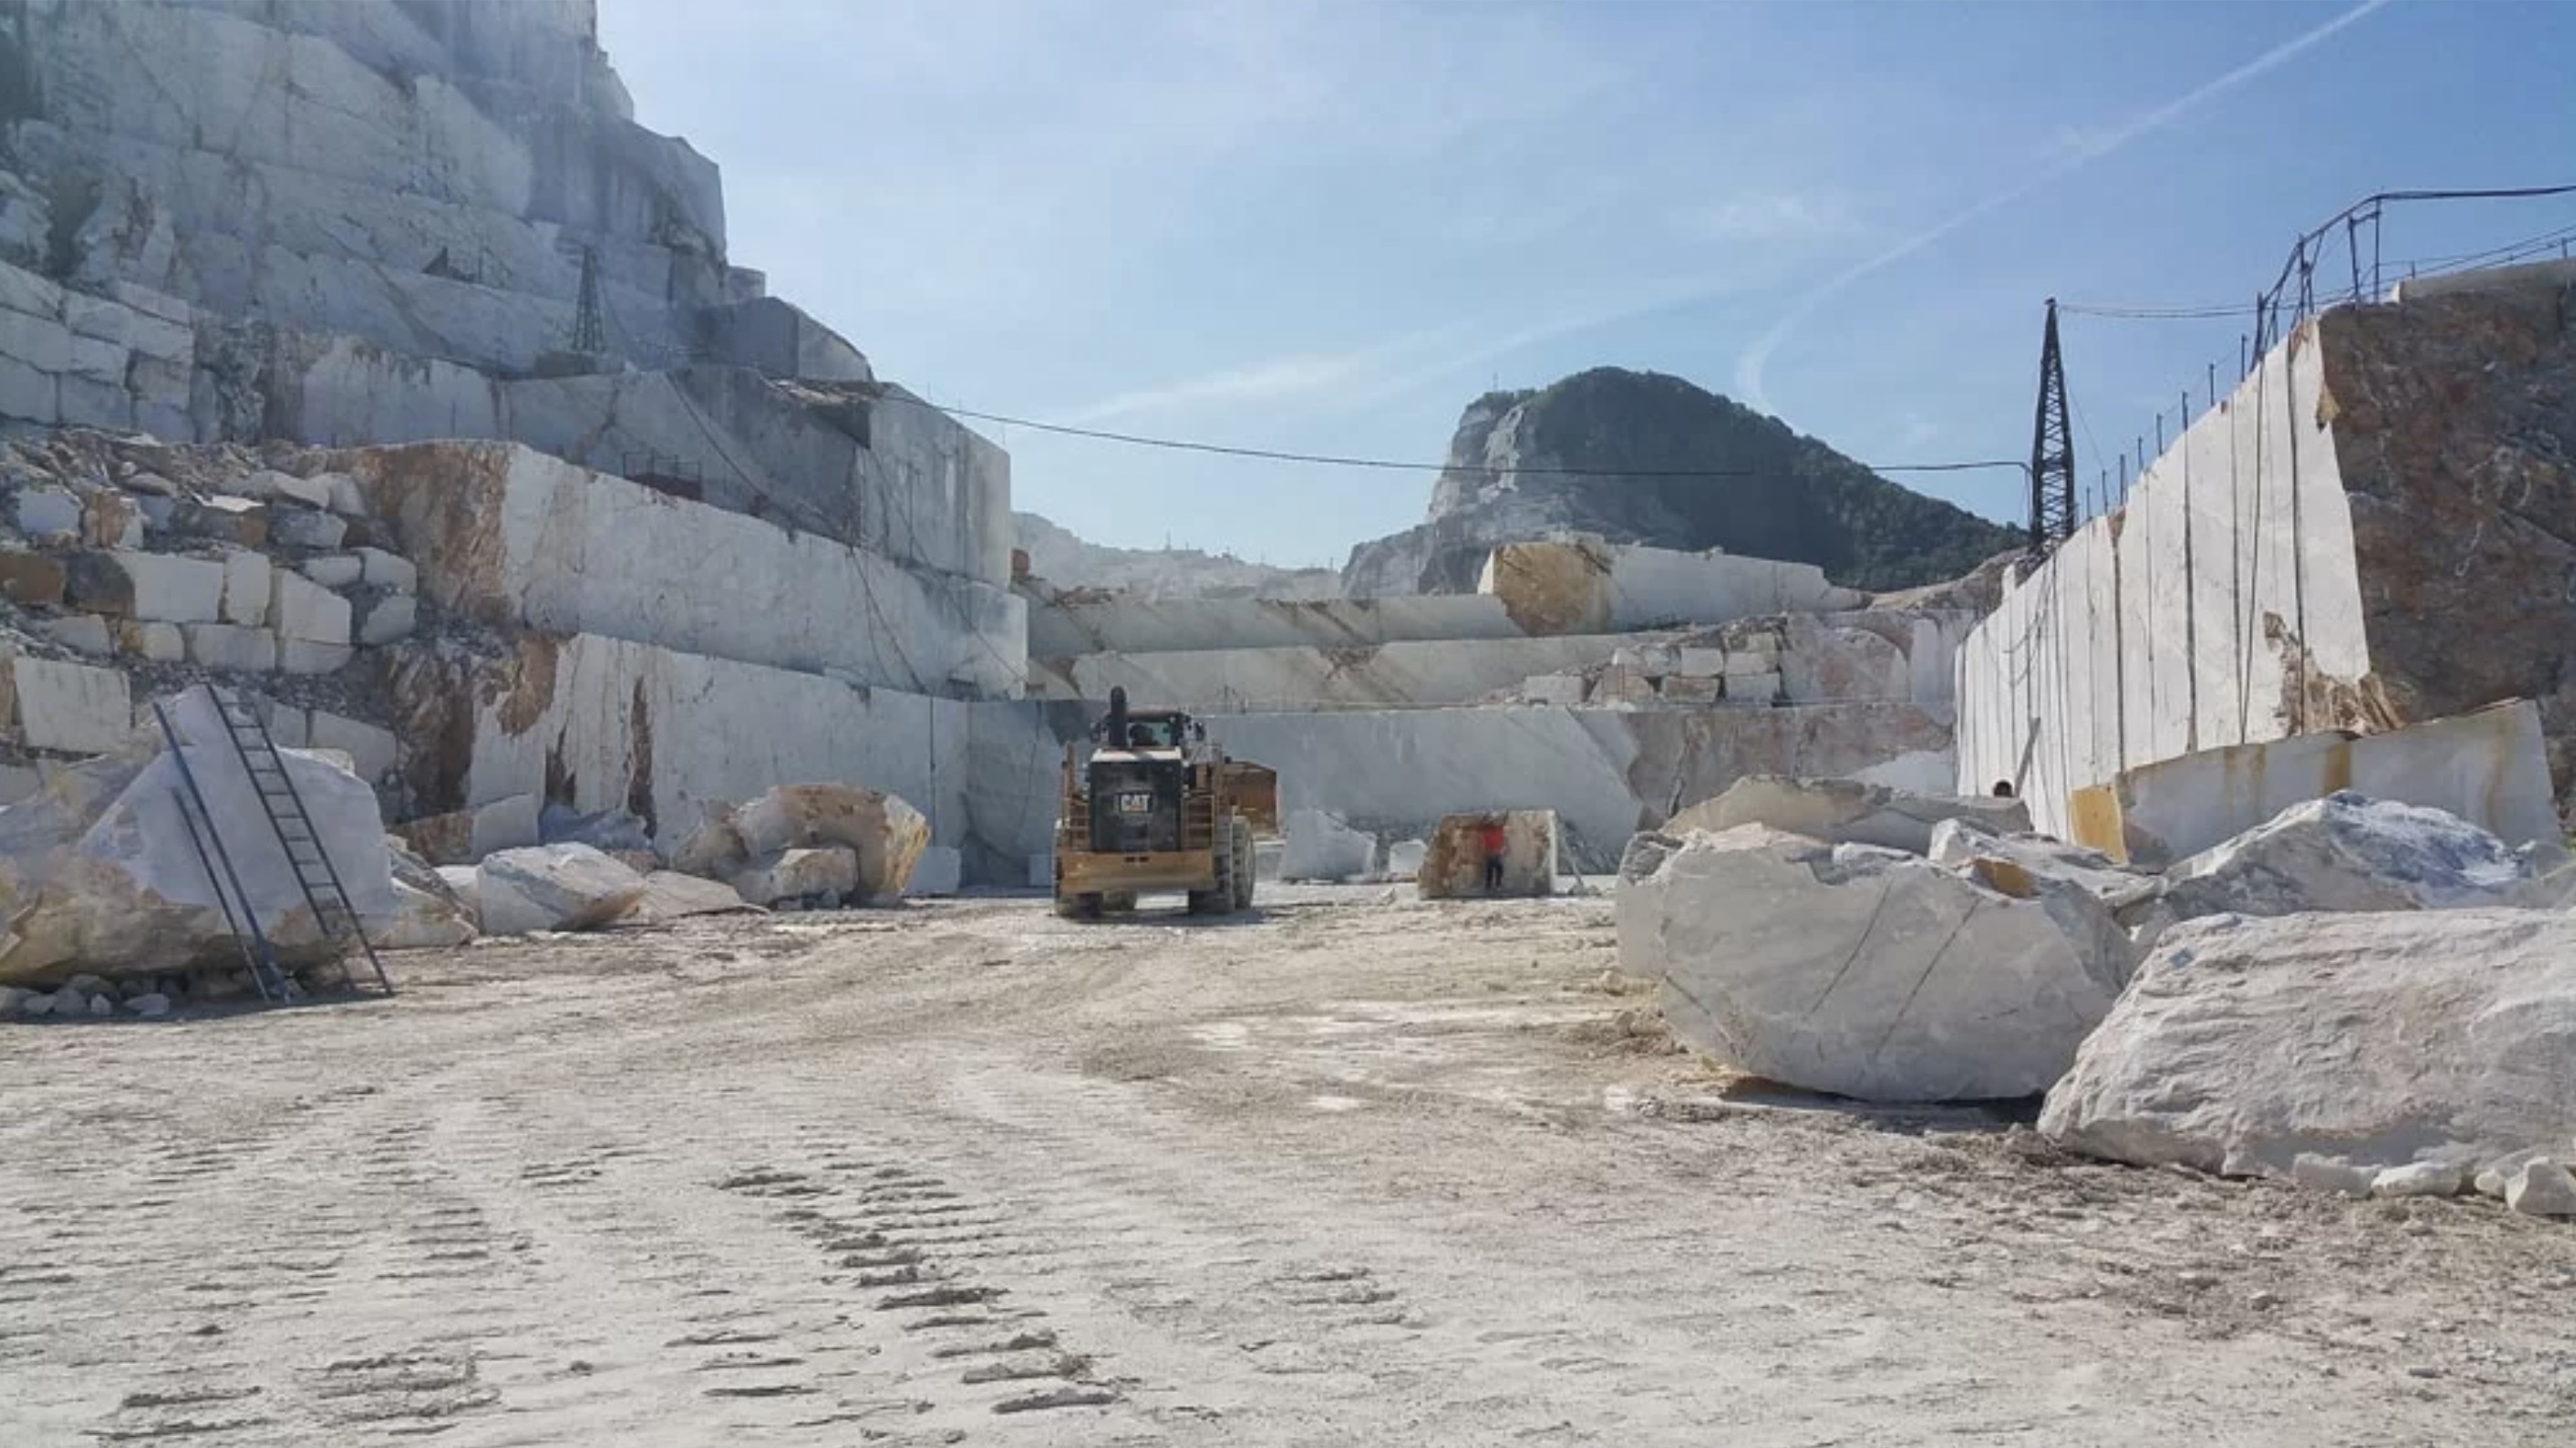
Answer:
(670, 783, 931, 908)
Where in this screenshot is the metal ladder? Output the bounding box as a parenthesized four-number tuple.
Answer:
(162, 686, 395, 999)
(152, 696, 297, 1003)
(211, 687, 395, 996)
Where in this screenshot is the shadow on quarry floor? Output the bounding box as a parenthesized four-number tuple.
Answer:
(1627, 1080, 2040, 1137)
(1097, 905, 1274, 930)
(9, 987, 401, 1026)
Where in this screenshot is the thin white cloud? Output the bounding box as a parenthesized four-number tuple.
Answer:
(1685, 192, 1859, 243)
(1048, 327, 1473, 427)
(1044, 268, 1760, 432)
(1732, 0, 2396, 414)
(1053, 353, 1396, 427)
(1347, 272, 1760, 412)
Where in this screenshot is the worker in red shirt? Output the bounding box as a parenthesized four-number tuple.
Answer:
(1478, 816, 1509, 893)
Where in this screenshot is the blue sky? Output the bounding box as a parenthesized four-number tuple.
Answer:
(602, 0, 2576, 570)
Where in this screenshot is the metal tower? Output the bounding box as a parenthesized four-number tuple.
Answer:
(568, 245, 606, 356)
(2027, 298, 2077, 551)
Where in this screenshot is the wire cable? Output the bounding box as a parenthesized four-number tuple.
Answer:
(866, 389, 2029, 483)
(2061, 211, 2576, 322)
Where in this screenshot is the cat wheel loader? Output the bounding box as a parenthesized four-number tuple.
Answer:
(1053, 687, 1277, 919)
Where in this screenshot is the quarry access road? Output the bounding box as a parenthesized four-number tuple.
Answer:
(4, 889, 2571, 1448)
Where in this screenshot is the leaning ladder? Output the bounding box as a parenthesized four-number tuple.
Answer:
(151, 697, 297, 1002)
(206, 686, 395, 996)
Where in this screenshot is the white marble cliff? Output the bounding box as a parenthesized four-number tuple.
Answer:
(0, 0, 1010, 594)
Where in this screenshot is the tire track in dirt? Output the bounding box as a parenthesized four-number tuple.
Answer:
(12, 898, 2574, 1446)
(907, 1057, 2132, 1444)
(0, 1057, 384, 1443)
(264, 1017, 1168, 1446)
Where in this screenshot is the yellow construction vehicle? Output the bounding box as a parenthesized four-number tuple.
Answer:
(1053, 687, 1276, 919)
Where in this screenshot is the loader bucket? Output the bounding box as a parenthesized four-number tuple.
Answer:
(1220, 762, 1280, 837)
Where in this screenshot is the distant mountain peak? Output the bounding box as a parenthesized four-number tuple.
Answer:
(1346, 369, 2018, 596)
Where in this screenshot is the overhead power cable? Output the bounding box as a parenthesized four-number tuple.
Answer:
(874, 390, 2028, 482)
(2060, 210, 2576, 322)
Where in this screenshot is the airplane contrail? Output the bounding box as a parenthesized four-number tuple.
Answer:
(1733, 0, 2397, 415)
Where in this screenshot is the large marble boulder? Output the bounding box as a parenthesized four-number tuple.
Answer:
(2154, 792, 2541, 922)
(1417, 811, 1557, 899)
(475, 844, 648, 935)
(628, 871, 760, 924)
(1924, 817, 2158, 909)
(1277, 808, 1377, 882)
(373, 836, 477, 950)
(2040, 911, 2576, 1187)
(0, 706, 394, 984)
(728, 848, 861, 909)
(1632, 825, 2129, 1102)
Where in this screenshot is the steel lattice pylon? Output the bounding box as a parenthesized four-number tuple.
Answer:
(2027, 297, 2077, 552)
(568, 245, 606, 356)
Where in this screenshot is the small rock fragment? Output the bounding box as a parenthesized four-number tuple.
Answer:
(2473, 1149, 2548, 1200)
(2289, 1155, 2376, 1198)
(270, 508, 348, 550)
(2370, 1162, 2466, 1199)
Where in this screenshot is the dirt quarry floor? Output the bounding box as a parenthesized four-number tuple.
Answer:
(5, 889, 2573, 1447)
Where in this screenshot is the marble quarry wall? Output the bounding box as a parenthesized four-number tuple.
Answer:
(1022, 536, 1988, 873)
(0, 432, 421, 804)
(2077, 700, 2558, 868)
(1028, 538, 1873, 659)
(1207, 702, 1955, 873)
(1027, 593, 1529, 659)
(2318, 270, 2576, 804)
(332, 442, 1024, 700)
(0, 0, 1008, 584)
(1031, 606, 1975, 718)
(0, 0, 1059, 885)
(276, 360, 1010, 588)
(447, 631, 1065, 884)
(5, 0, 713, 375)
(1957, 268, 2576, 837)
(1029, 633, 1651, 709)
(0, 429, 1048, 884)
(1477, 538, 1867, 634)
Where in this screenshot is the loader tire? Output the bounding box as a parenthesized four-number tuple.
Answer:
(1187, 824, 1238, 916)
(1229, 818, 1255, 911)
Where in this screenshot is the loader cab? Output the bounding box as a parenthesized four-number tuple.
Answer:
(1107, 713, 1190, 752)
(1078, 691, 1208, 854)
(1088, 687, 1205, 759)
